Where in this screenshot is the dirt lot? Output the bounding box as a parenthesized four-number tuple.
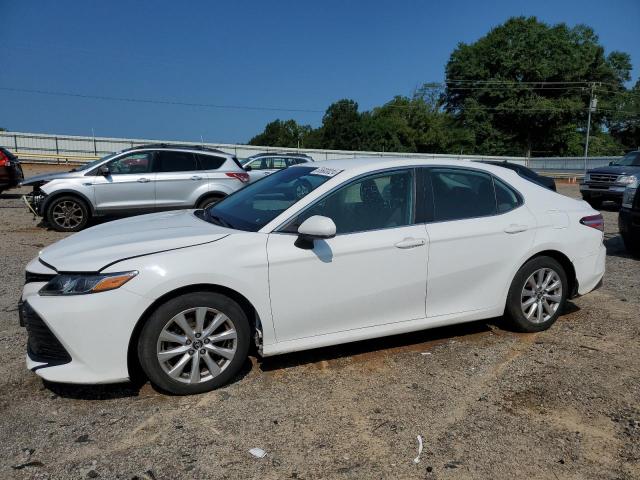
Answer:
(1, 164, 638, 479)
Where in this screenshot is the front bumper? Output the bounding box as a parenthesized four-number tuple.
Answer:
(21, 284, 152, 384)
(579, 184, 626, 199)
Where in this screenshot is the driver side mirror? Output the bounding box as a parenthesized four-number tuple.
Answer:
(295, 215, 336, 249)
(98, 165, 110, 176)
(244, 165, 252, 172)
(609, 161, 614, 166)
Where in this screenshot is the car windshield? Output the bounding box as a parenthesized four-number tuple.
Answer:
(202, 166, 336, 231)
(70, 152, 118, 172)
(612, 152, 640, 166)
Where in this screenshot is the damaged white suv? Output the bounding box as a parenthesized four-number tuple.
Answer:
(20, 158, 605, 395)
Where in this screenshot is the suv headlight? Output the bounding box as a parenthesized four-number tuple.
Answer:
(616, 175, 637, 185)
(622, 177, 639, 208)
(39, 271, 137, 296)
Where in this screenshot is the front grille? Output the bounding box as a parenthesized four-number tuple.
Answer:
(588, 173, 619, 184)
(21, 302, 71, 365)
(25, 271, 56, 284)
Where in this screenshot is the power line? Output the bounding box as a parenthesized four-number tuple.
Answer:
(0, 86, 325, 114)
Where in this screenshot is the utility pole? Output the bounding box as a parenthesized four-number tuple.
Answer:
(584, 82, 598, 173)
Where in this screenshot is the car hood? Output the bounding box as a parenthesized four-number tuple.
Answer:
(21, 170, 86, 186)
(588, 165, 640, 176)
(39, 210, 233, 272)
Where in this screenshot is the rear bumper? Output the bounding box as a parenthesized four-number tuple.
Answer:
(573, 243, 606, 296)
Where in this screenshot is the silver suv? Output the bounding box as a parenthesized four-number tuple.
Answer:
(22, 144, 250, 232)
(241, 152, 313, 183)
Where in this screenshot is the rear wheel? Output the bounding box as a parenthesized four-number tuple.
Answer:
(45, 195, 90, 232)
(196, 194, 225, 210)
(137, 292, 250, 395)
(505, 256, 568, 332)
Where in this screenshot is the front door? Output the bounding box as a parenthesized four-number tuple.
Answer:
(267, 168, 429, 343)
(93, 151, 156, 212)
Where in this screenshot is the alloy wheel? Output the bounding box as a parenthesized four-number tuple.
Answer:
(51, 200, 84, 230)
(520, 268, 563, 323)
(156, 307, 238, 384)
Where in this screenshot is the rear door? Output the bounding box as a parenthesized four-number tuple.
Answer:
(153, 150, 205, 209)
(423, 167, 536, 318)
(92, 151, 156, 212)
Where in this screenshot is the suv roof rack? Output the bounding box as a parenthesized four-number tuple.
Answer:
(124, 143, 228, 155)
(248, 152, 313, 159)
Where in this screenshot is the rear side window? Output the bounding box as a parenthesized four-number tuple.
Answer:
(154, 151, 198, 172)
(271, 158, 287, 169)
(430, 168, 496, 221)
(196, 154, 226, 170)
(494, 178, 522, 213)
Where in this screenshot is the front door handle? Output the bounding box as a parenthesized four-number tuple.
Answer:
(394, 237, 426, 249)
(504, 224, 528, 234)
(137, 177, 151, 183)
(191, 175, 203, 180)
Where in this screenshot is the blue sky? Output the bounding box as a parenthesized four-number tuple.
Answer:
(2, 0, 638, 143)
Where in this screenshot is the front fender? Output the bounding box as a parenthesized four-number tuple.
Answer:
(40, 182, 96, 215)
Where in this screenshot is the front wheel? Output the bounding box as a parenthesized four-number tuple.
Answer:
(137, 292, 250, 395)
(505, 256, 568, 332)
(45, 195, 90, 232)
(585, 197, 602, 209)
(622, 233, 640, 258)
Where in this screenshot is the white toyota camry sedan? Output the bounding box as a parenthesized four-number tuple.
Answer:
(20, 158, 606, 394)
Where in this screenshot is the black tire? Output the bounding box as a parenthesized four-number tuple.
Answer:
(291, 179, 312, 200)
(505, 256, 568, 332)
(137, 291, 250, 395)
(45, 195, 90, 232)
(622, 233, 640, 258)
(586, 198, 602, 209)
(196, 194, 225, 210)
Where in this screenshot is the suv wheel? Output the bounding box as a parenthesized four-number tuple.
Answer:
(45, 195, 90, 232)
(586, 198, 602, 209)
(622, 233, 640, 258)
(196, 194, 225, 210)
(137, 292, 250, 395)
(505, 256, 568, 332)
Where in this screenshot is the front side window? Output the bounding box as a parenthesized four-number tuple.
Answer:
(282, 169, 415, 235)
(430, 168, 496, 221)
(248, 158, 270, 170)
(204, 167, 333, 232)
(271, 158, 287, 169)
(107, 152, 152, 174)
(613, 151, 640, 166)
(154, 151, 198, 172)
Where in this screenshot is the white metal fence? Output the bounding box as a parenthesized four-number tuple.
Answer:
(0, 131, 618, 171)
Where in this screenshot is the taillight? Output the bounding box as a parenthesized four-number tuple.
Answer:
(580, 214, 604, 232)
(0, 151, 9, 167)
(226, 172, 250, 183)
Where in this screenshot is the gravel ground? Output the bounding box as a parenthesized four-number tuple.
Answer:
(0, 165, 638, 480)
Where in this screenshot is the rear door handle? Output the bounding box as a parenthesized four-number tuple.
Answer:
(504, 224, 528, 234)
(394, 237, 426, 249)
(137, 177, 151, 183)
(191, 175, 203, 180)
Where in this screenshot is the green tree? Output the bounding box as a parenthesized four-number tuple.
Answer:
(444, 17, 631, 156)
(608, 80, 640, 151)
(248, 119, 312, 148)
(319, 99, 363, 150)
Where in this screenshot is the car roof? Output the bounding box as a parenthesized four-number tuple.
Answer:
(248, 152, 313, 159)
(290, 156, 522, 177)
(124, 144, 231, 156)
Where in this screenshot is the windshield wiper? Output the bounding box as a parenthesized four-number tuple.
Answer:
(201, 209, 235, 229)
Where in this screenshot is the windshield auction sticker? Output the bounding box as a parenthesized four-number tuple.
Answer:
(312, 167, 343, 177)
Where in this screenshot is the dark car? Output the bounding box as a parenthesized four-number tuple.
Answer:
(478, 161, 556, 191)
(580, 151, 640, 209)
(619, 179, 640, 257)
(0, 147, 24, 194)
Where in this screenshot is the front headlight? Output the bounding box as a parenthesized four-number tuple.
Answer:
(39, 271, 138, 296)
(617, 175, 637, 185)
